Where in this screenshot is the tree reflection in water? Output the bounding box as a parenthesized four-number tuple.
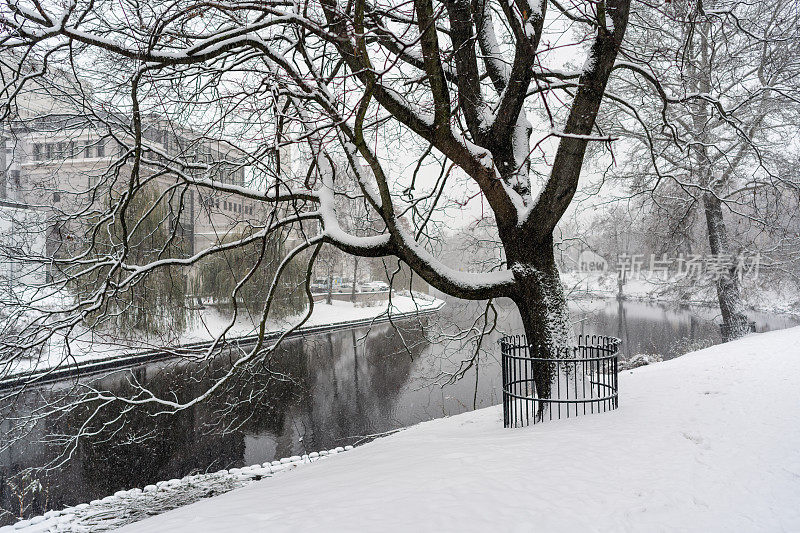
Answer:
(0, 320, 424, 522)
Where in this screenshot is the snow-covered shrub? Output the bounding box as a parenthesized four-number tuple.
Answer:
(620, 353, 663, 370)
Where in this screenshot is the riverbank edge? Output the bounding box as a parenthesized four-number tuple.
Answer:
(0, 298, 445, 390)
(561, 271, 800, 318)
(1, 446, 358, 532)
(567, 288, 800, 319)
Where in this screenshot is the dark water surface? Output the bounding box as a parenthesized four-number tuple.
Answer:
(1, 298, 797, 522)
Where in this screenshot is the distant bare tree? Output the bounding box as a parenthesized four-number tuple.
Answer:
(606, 0, 800, 338)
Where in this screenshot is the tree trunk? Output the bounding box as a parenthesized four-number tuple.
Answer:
(351, 256, 359, 303)
(508, 234, 572, 420)
(326, 263, 333, 305)
(689, 20, 750, 343)
(703, 192, 751, 341)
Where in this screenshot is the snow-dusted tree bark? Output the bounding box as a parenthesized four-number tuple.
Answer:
(702, 191, 750, 339)
(0, 0, 636, 419)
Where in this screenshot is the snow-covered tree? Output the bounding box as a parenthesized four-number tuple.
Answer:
(0, 0, 655, 414)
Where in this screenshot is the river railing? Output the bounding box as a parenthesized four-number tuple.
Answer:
(500, 334, 620, 428)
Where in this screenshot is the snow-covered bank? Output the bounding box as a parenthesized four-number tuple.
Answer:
(2, 294, 444, 386)
(182, 293, 441, 342)
(0, 447, 355, 532)
(106, 326, 800, 532)
(562, 272, 800, 317)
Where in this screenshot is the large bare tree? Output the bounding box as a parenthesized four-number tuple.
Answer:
(0, 0, 639, 409)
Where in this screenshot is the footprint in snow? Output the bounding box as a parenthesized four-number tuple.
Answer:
(681, 432, 704, 445)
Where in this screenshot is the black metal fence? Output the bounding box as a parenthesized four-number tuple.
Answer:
(500, 335, 620, 428)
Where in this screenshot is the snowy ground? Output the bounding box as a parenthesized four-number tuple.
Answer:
(3, 294, 443, 380)
(94, 326, 800, 532)
(179, 292, 441, 343)
(182, 292, 440, 342)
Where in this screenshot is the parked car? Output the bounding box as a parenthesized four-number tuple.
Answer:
(359, 281, 390, 292)
(356, 282, 373, 292)
(310, 281, 329, 293)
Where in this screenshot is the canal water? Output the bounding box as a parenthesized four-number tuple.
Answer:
(1, 298, 797, 522)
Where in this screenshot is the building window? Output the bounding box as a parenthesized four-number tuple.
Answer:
(53, 192, 60, 203)
(33, 144, 42, 161)
(96, 138, 105, 158)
